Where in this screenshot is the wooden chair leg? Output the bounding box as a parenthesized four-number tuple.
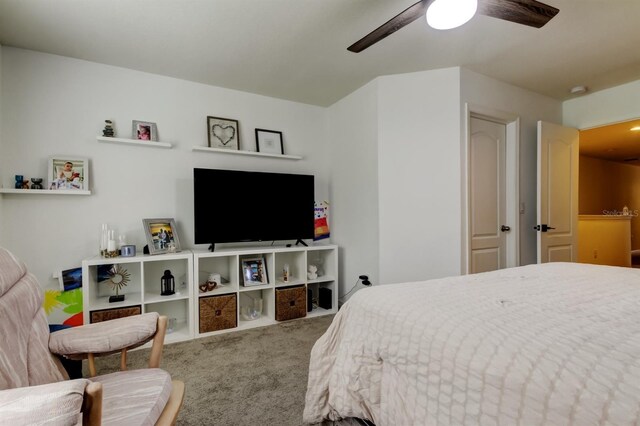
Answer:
(82, 382, 103, 426)
(120, 348, 128, 371)
(87, 353, 97, 378)
(155, 380, 185, 426)
(149, 315, 167, 368)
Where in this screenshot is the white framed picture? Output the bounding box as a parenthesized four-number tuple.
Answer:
(48, 156, 89, 190)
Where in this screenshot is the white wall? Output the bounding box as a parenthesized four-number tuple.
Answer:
(326, 80, 379, 294)
(0, 47, 329, 288)
(377, 68, 462, 283)
(0, 44, 3, 245)
(460, 69, 563, 266)
(563, 80, 640, 129)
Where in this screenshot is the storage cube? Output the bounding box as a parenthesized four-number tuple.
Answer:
(199, 294, 237, 333)
(275, 285, 307, 321)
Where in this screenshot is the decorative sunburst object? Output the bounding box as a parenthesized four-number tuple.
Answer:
(107, 264, 130, 303)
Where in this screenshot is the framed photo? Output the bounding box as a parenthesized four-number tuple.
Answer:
(207, 116, 239, 150)
(48, 156, 88, 190)
(241, 256, 268, 287)
(59, 267, 82, 292)
(132, 120, 158, 141)
(142, 218, 182, 255)
(255, 129, 284, 155)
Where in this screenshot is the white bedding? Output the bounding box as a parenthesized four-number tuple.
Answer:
(303, 263, 640, 425)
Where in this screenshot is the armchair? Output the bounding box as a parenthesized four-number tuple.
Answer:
(0, 248, 185, 425)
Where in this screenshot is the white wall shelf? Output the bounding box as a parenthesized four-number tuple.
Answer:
(0, 188, 91, 195)
(191, 146, 302, 160)
(97, 136, 172, 149)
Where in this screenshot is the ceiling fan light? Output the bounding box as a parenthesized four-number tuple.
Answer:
(426, 0, 478, 30)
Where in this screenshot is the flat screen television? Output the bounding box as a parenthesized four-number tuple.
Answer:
(194, 168, 315, 246)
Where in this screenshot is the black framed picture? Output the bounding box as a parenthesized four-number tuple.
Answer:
(208, 116, 240, 150)
(255, 128, 284, 155)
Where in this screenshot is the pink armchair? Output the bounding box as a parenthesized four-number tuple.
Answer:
(0, 248, 185, 425)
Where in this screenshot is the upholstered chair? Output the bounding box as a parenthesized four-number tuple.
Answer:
(0, 248, 185, 425)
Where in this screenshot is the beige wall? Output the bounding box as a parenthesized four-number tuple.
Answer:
(579, 155, 640, 248)
(578, 216, 631, 267)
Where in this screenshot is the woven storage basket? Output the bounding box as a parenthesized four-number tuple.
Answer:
(275, 285, 307, 321)
(199, 294, 237, 333)
(90, 305, 141, 324)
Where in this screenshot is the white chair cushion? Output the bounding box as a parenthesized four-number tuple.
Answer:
(92, 369, 172, 426)
(49, 313, 159, 359)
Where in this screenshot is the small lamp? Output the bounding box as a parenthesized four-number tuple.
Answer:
(161, 270, 175, 296)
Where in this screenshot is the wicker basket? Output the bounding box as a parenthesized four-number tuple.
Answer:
(199, 294, 237, 333)
(275, 285, 307, 321)
(90, 305, 141, 324)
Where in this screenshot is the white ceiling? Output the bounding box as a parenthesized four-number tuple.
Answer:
(1, 0, 640, 107)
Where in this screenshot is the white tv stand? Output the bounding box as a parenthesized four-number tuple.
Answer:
(82, 245, 338, 344)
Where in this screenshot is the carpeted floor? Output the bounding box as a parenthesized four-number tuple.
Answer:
(90, 315, 337, 425)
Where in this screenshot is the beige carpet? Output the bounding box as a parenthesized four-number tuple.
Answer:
(89, 315, 339, 425)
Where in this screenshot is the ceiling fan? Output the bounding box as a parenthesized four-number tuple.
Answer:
(348, 0, 559, 53)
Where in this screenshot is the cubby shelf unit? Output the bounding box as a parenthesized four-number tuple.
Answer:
(193, 245, 338, 338)
(191, 146, 302, 160)
(82, 251, 194, 344)
(96, 136, 173, 149)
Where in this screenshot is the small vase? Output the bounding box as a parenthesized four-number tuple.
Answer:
(30, 178, 43, 189)
(15, 175, 23, 189)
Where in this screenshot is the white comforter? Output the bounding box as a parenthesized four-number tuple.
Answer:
(303, 263, 640, 425)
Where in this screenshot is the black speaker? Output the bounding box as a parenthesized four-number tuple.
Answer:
(319, 287, 332, 310)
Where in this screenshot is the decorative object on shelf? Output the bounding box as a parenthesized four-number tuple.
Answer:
(240, 292, 263, 321)
(199, 273, 220, 293)
(283, 263, 290, 283)
(58, 267, 82, 292)
(90, 305, 141, 324)
(14, 175, 24, 189)
(103, 264, 130, 303)
(102, 119, 115, 137)
(120, 245, 136, 257)
(167, 317, 177, 334)
(241, 256, 268, 286)
(142, 218, 182, 255)
(255, 128, 284, 155)
(314, 200, 330, 241)
(132, 120, 158, 141)
(48, 156, 88, 190)
(105, 229, 119, 258)
(307, 264, 318, 280)
(161, 269, 176, 296)
(30, 178, 44, 189)
(207, 116, 239, 150)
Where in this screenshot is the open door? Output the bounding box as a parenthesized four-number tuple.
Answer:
(537, 121, 579, 263)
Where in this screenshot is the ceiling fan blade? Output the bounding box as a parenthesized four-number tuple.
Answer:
(348, 0, 434, 53)
(477, 0, 559, 28)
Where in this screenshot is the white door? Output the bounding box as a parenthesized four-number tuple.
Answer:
(537, 121, 579, 263)
(469, 117, 507, 273)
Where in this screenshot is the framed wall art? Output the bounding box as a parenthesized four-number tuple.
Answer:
(255, 128, 284, 155)
(207, 116, 239, 150)
(48, 156, 89, 190)
(132, 120, 158, 141)
(143, 218, 182, 255)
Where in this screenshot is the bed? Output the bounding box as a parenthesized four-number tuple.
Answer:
(303, 263, 640, 425)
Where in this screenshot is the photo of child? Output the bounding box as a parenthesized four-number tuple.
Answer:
(132, 120, 158, 141)
(49, 158, 88, 190)
(137, 124, 151, 140)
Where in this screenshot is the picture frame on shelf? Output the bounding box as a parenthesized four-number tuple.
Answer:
(241, 256, 268, 287)
(58, 267, 82, 292)
(207, 116, 240, 150)
(132, 120, 158, 141)
(142, 218, 182, 255)
(48, 156, 89, 190)
(255, 128, 284, 155)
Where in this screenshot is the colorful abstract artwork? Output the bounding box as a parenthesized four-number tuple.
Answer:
(44, 288, 83, 332)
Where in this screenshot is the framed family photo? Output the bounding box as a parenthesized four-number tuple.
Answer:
(255, 129, 284, 155)
(132, 120, 158, 141)
(48, 156, 89, 190)
(142, 218, 182, 255)
(241, 256, 268, 287)
(207, 116, 239, 150)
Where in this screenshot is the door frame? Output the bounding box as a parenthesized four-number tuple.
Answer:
(461, 103, 520, 274)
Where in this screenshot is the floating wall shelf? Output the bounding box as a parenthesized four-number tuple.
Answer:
(192, 146, 302, 160)
(0, 189, 91, 195)
(97, 136, 173, 149)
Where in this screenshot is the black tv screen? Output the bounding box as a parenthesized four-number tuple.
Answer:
(194, 168, 315, 244)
